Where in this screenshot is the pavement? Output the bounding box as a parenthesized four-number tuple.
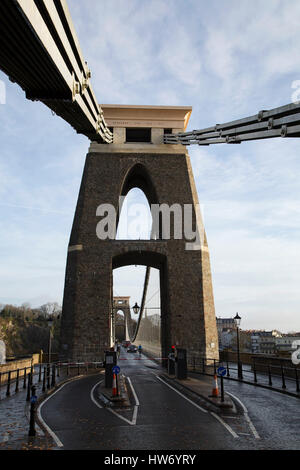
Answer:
(0, 365, 102, 450)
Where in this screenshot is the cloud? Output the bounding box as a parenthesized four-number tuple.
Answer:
(1, 0, 300, 334)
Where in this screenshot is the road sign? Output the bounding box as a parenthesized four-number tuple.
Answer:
(30, 395, 37, 404)
(217, 366, 226, 377)
(112, 365, 120, 375)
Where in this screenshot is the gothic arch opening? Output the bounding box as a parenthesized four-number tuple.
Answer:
(112, 251, 169, 361)
(116, 163, 161, 240)
(116, 188, 153, 240)
(115, 309, 126, 342)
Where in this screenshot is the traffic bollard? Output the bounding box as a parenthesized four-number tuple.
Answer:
(28, 385, 37, 437)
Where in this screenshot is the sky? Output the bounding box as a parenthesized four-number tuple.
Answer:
(0, 0, 300, 332)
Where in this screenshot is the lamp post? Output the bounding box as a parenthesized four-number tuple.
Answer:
(132, 302, 140, 315)
(234, 313, 243, 379)
(47, 316, 53, 388)
(47, 316, 53, 363)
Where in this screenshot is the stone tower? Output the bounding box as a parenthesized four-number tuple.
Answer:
(59, 105, 219, 362)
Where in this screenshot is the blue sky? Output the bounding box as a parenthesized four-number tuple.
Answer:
(0, 0, 300, 332)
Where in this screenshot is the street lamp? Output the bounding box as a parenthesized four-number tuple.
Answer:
(47, 316, 53, 364)
(233, 313, 243, 379)
(132, 302, 140, 315)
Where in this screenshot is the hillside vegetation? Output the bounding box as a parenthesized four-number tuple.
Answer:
(0, 303, 61, 358)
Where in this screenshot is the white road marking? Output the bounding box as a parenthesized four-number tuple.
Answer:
(225, 391, 260, 439)
(96, 375, 140, 426)
(106, 407, 135, 426)
(90, 379, 103, 409)
(154, 375, 208, 413)
(127, 377, 139, 425)
(37, 375, 84, 448)
(155, 375, 242, 439)
(210, 411, 239, 438)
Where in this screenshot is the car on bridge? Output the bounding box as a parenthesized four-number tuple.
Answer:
(127, 345, 137, 353)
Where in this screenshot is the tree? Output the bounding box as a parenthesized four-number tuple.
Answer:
(39, 302, 61, 318)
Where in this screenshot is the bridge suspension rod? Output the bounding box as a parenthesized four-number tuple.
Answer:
(164, 101, 300, 146)
(0, 0, 113, 143)
(125, 266, 151, 343)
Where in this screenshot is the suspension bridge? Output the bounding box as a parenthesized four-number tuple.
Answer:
(0, 0, 299, 362)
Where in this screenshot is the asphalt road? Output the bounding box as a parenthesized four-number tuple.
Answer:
(38, 348, 300, 450)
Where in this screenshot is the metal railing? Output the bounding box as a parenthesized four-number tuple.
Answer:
(0, 361, 103, 401)
(188, 356, 300, 395)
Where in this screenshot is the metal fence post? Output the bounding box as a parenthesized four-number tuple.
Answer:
(220, 375, 225, 403)
(26, 372, 32, 401)
(295, 367, 300, 393)
(6, 371, 11, 396)
(15, 369, 20, 393)
(268, 365, 272, 386)
(253, 358, 257, 383)
(42, 366, 46, 392)
(47, 364, 50, 389)
(23, 368, 27, 389)
(51, 364, 56, 387)
(226, 360, 230, 377)
(38, 363, 42, 382)
(281, 365, 286, 389)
